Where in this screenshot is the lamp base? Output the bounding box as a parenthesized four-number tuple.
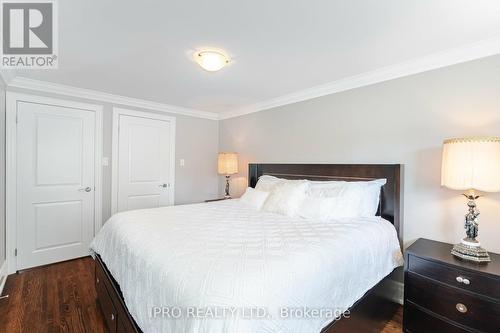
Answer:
(224, 175, 231, 198)
(451, 239, 491, 263)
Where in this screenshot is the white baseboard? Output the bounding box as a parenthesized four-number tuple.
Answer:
(0, 261, 7, 296)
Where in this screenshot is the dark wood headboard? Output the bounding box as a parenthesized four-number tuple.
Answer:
(248, 163, 402, 242)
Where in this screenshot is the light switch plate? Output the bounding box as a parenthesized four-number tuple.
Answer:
(102, 157, 109, 166)
(180, 158, 185, 167)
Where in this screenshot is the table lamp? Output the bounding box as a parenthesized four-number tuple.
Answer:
(218, 152, 238, 198)
(441, 137, 500, 262)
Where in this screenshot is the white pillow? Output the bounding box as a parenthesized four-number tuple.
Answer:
(255, 175, 284, 192)
(358, 179, 386, 216)
(299, 186, 365, 220)
(297, 178, 386, 220)
(306, 180, 346, 197)
(262, 180, 308, 217)
(239, 187, 269, 210)
(298, 197, 340, 221)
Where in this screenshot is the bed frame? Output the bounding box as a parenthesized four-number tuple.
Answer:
(94, 163, 402, 333)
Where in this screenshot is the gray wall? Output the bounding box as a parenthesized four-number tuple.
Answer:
(0, 80, 5, 266)
(8, 87, 220, 223)
(219, 55, 500, 253)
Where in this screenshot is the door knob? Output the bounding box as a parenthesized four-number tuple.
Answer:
(78, 187, 92, 192)
(158, 183, 169, 188)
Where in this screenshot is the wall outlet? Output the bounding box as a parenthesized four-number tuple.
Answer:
(180, 158, 185, 167)
(102, 157, 109, 166)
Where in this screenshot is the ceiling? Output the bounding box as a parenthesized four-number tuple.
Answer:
(11, 0, 500, 115)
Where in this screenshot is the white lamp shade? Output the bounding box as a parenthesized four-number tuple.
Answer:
(441, 137, 500, 192)
(218, 152, 238, 175)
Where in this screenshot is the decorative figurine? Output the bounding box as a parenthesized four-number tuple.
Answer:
(450, 193, 491, 262)
(463, 193, 479, 241)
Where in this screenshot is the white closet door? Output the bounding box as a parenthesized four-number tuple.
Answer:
(117, 115, 173, 212)
(17, 102, 96, 270)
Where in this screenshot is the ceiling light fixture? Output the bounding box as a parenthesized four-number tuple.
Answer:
(194, 50, 230, 72)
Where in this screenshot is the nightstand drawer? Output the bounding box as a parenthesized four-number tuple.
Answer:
(406, 272, 500, 333)
(404, 302, 472, 333)
(408, 255, 500, 300)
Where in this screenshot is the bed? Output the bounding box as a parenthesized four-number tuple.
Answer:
(91, 164, 403, 333)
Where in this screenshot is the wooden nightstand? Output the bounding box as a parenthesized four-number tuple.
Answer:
(204, 197, 231, 202)
(403, 238, 500, 333)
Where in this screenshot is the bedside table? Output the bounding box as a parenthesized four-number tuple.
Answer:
(204, 197, 231, 202)
(403, 238, 500, 333)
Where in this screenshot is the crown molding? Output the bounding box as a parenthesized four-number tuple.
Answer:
(219, 35, 500, 120)
(0, 70, 16, 87)
(6, 76, 220, 120)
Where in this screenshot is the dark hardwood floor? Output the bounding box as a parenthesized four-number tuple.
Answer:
(0, 257, 403, 333)
(0, 257, 106, 333)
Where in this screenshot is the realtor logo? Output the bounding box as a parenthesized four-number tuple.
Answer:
(1, 0, 58, 68)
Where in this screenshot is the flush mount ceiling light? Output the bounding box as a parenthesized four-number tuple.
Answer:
(193, 50, 230, 72)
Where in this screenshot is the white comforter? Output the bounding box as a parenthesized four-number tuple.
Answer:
(90, 200, 403, 333)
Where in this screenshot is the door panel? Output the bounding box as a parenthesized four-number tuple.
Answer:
(117, 114, 173, 212)
(129, 125, 162, 182)
(35, 115, 83, 185)
(34, 200, 83, 250)
(17, 101, 95, 270)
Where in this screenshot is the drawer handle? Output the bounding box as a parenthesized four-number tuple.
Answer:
(456, 303, 468, 314)
(111, 313, 115, 321)
(96, 277, 99, 284)
(456, 276, 471, 285)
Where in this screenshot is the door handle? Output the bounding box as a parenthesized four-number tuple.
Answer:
(456, 303, 468, 314)
(158, 183, 170, 188)
(78, 187, 92, 192)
